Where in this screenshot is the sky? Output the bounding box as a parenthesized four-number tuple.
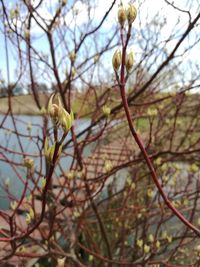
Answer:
(0, 0, 199, 87)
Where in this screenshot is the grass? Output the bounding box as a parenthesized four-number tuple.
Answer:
(0, 93, 91, 116)
(0, 94, 48, 115)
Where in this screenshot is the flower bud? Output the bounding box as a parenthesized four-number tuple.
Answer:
(47, 93, 62, 124)
(24, 157, 34, 169)
(156, 240, 160, 249)
(69, 51, 76, 62)
(71, 67, 76, 77)
(10, 201, 17, 210)
(41, 177, 47, 189)
(25, 208, 34, 225)
(89, 255, 94, 262)
(57, 257, 66, 267)
(62, 0, 67, 6)
(47, 93, 74, 132)
(125, 51, 134, 72)
(136, 239, 143, 248)
(44, 138, 56, 162)
(59, 108, 74, 133)
(50, 104, 59, 118)
(126, 4, 137, 25)
(112, 49, 122, 72)
(118, 6, 126, 27)
(148, 234, 154, 243)
(24, 29, 30, 40)
(26, 213, 31, 225)
(5, 178, 10, 187)
(104, 160, 113, 172)
(144, 244, 150, 254)
(102, 105, 111, 117)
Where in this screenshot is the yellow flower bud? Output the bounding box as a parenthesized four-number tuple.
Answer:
(144, 244, 150, 254)
(10, 201, 17, 210)
(69, 51, 76, 62)
(195, 245, 200, 253)
(102, 105, 111, 117)
(189, 163, 199, 173)
(66, 170, 75, 179)
(94, 54, 100, 63)
(10, 9, 16, 19)
(118, 5, 126, 27)
(148, 234, 154, 243)
(125, 51, 134, 73)
(126, 4, 137, 25)
(57, 257, 65, 267)
(112, 49, 122, 72)
(41, 177, 46, 189)
(59, 108, 74, 132)
(24, 157, 34, 169)
(44, 138, 56, 162)
(62, 0, 67, 6)
(167, 235, 172, 243)
(71, 67, 76, 77)
(147, 108, 158, 117)
(24, 29, 30, 40)
(126, 176, 132, 185)
(156, 240, 160, 249)
(147, 188, 154, 198)
(5, 177, 10, 187)
(25, 213, 31, 225)
(136, 239, 143, 248)
(104, 160, 113, 172)
(130, 182, 136, 190)
(89, 255, 94, 262)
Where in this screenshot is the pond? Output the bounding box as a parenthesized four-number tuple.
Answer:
(0, 115, 92, 209)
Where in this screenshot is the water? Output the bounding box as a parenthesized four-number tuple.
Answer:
(0, 115, 91, 209)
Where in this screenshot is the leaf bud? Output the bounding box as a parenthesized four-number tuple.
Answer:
(24, 157, 34, 169)
(102, 105, 111, 117)
(112, 49, 122, 72)
(125, 51, 134, 72)
(126, 4, 137, 25)
(59, 108, 74, 133)
(62, 0, 67, 6)
(69, 51, 76, 62)
(24, 29, 30, 40)
(118, 5, 126, 27)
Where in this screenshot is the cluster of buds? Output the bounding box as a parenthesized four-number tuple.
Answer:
(112, 49, 134, 73)
(118, 3, 137, 28)
(47, 93, 74, 133)
(112, 3, 137, 74)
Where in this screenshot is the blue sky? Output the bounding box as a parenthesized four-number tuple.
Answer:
(0, 0, 199, 88)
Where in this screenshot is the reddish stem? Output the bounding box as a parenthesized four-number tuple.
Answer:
(119, 37, 200, 237)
